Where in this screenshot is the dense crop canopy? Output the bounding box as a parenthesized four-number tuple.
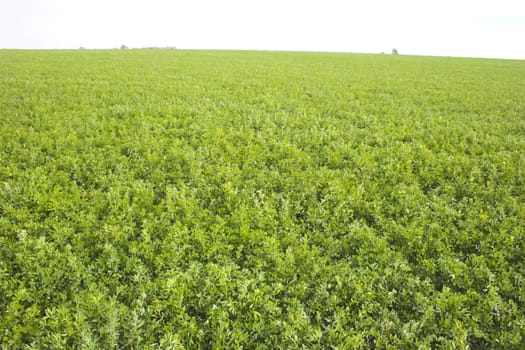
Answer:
(1, 50, 524, 348)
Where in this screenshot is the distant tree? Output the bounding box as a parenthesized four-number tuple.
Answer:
(392, 48, 398, 55)
(120, 44, 128, 50)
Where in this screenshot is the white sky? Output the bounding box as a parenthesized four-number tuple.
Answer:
(1, 0, 524, 59)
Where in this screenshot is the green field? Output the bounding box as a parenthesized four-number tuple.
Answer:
(1, 49, 524, 349)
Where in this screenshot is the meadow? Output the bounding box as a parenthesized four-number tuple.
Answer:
(0, 49, 524, 349)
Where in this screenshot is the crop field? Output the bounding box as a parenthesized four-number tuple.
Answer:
(0, 49, 524, 349)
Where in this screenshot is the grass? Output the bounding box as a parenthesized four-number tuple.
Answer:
(1, 49, 524, 348)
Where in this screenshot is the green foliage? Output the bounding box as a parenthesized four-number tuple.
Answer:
(1, 49, 524, 348)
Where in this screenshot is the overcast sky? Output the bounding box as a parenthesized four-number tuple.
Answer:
(1, 0, 524, 59)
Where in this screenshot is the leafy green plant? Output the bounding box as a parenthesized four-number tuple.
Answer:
(1, 49, 524, 348)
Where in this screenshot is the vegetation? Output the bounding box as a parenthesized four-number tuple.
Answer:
(1, 49, 524, 349)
